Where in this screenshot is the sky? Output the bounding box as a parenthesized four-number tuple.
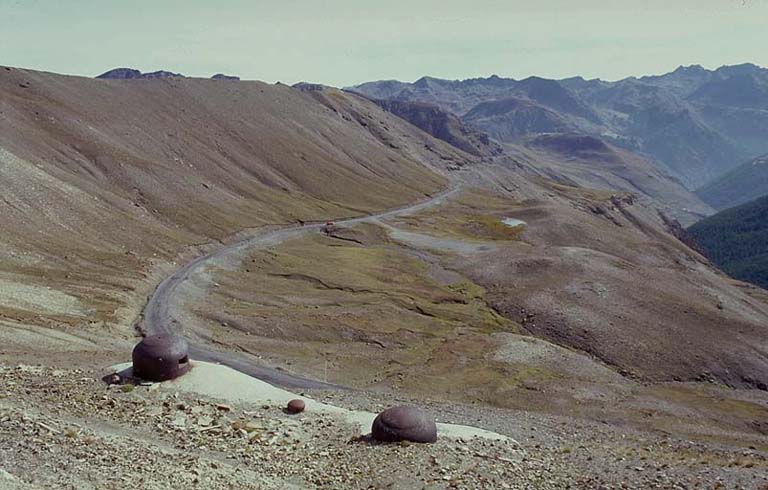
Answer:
(1, 0, 766, 87)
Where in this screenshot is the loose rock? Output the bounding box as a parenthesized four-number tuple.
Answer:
(286, 399, 306, 414)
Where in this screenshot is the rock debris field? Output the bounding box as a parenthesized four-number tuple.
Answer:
(0, 364, 550, 489)
(2, 364, 767, 489)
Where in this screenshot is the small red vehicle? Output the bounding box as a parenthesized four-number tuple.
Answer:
(322, 221, 337, 234)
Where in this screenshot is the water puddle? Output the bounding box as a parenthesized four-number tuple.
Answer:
(502, 217, 526, 228)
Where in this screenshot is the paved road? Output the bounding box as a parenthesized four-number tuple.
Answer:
(141, 184, 460, 389)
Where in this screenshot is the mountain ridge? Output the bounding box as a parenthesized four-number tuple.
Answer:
(97, 67, 241, 81)
(351, 63, 768, 194)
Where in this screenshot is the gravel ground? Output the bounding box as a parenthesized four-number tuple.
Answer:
(305, 388, 768, 489)
(2, 364, 767, 489)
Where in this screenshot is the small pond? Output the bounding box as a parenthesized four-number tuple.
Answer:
(502, 217, 526, 228)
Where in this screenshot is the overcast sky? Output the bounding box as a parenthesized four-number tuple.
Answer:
(1, 0, 766, 86)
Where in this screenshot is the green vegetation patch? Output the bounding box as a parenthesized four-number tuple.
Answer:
(688, 195, 768, 289)
(392, 187, 527, 242)
(204, 222, 529, 401)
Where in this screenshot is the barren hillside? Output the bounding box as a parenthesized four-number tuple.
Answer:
(0, 66, 457, 352)
(1, 67, 768, 489)
(353, 64, 768, 192)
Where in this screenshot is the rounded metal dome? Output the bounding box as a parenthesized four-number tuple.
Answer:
(132, 333, 190, 381)
(371, 405, 437, 443)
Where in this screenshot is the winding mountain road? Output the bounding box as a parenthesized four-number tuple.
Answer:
(141, 184, 460, 389)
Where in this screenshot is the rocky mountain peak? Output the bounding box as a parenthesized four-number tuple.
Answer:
(211, 73, 240, 81)
(97, 68, 242, 81)
(97, 68, 185, 80)
(715, 62, 763, 77)
(673, 64, 707, 74)
(96, 68, 143, 79)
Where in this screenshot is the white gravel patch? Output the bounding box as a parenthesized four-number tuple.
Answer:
(112, 361, 509, 442)
(0, 277, 85, 316)
(502, 217, 526, 228)
(385, 227, 495, 254)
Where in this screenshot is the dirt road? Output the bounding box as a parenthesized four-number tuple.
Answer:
(141, 184, 460, 389)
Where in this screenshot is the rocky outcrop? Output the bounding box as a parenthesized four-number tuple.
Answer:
(97, 68, 185, 80)
(371, 99, 502, 157)
(293, 82, 328, 92)
(141, 70, 185, 79)
(98, 68, 241, 81)
(96, 68, 143, 79)
(211, 73, 240, 81)
(463, 97, 573, 141)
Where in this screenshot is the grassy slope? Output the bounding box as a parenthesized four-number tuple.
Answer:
(517, 134, 714, 225)
(0, 66, 454, 343)
(201, 222, 527, 401)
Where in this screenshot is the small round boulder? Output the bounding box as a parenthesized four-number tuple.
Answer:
(286, 399, 306, 414)
(371, 405, 437, 443)
(132, 333, 190, 382)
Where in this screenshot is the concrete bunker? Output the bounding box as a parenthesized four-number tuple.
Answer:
(371, 405, 438, 443)
(132, 333, 191, 381)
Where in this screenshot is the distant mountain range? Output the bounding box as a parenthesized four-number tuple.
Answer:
(351, 64, 768, 204)
(688, 194, 768, 289)
(93, 64, 768, 216)
(696, 154, 768, 210)
(97, 68, 240, 81)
